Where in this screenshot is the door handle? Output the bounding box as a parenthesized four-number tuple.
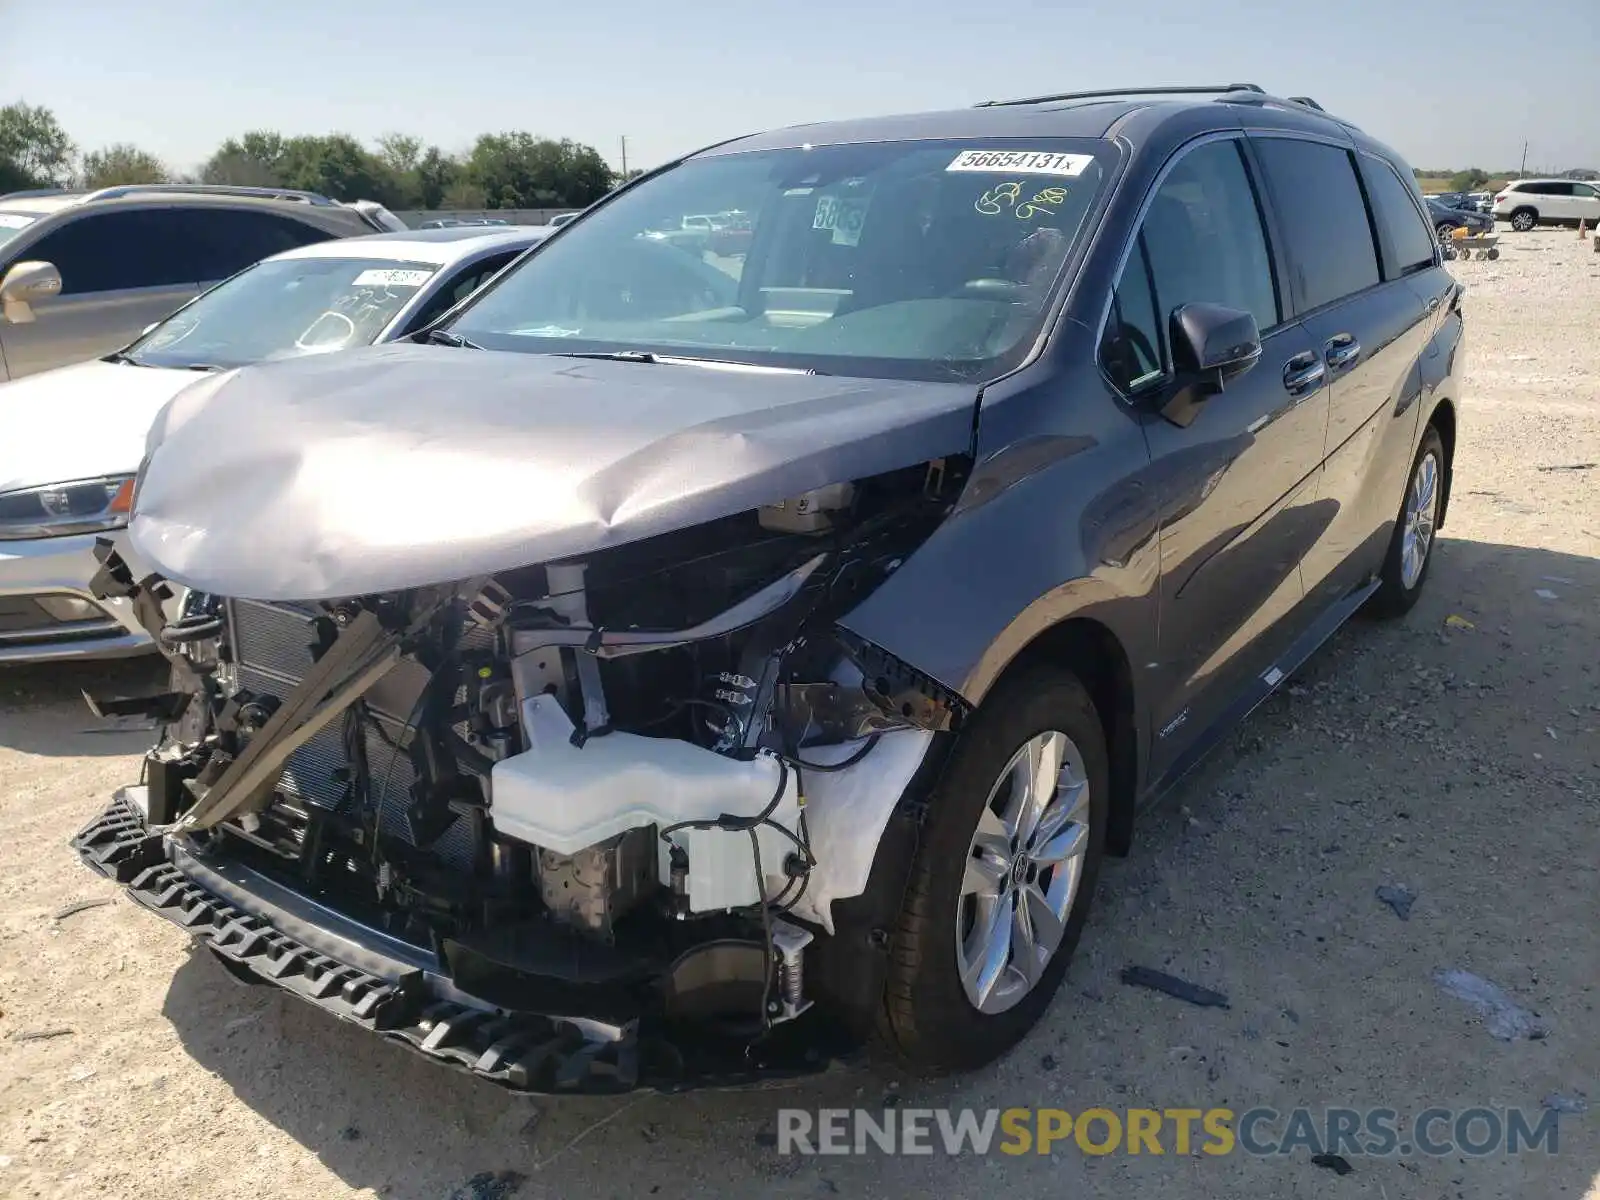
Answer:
(1324, 333, 1362, 369)
(1282, 352, 1326, 396)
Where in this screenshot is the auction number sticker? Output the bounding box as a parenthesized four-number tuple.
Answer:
(351, 268, 433, 287)
(946, 150, 1094, 176)
(813, 193, 871, 246)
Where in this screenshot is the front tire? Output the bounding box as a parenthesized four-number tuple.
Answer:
(1368, 424, 1445, 618)
(880, 666, 1108, 1071)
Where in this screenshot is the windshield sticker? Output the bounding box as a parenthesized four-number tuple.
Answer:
(975, 182, 1070, 220)
(812, 192, 871, 246)
(948, 149, 1093, 176)
(0, 213, 35, 229)
(351, 268, 432, 288)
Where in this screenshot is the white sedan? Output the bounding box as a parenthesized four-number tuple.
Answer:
(0, 225, 547, 662)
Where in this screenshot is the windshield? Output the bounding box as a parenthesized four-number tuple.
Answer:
(0, 211, 38, 251)
(449, 139, 1111, 381)
(124, 256, 439, 370)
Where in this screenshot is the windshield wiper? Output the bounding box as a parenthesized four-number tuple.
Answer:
(179, 363, 227, 373)
(425, 329, 481, 349)
(102, 350, 153, 368)
(550, 350, 819, 375)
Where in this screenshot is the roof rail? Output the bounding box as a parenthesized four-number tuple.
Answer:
(975, 83, 1265, 108)
(0, 187, 71, 201)
(1215, 90, 1359, 131)
(80, 183, 341, 207)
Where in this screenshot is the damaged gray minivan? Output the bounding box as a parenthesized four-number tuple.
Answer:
(74, 85, 1462, 1092)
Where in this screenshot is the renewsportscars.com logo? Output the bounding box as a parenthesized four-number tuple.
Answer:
(775, 1106, 1563, 1158)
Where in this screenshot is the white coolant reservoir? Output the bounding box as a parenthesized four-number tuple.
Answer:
(490, 695, 802, 912)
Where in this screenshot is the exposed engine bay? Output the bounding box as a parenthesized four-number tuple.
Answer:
(80, 456, 970, 1088)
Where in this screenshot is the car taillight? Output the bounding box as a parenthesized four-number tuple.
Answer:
(1494, 193, 1508, 203)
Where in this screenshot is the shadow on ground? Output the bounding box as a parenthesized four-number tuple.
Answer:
(0, 655, 167, 757)
(145, 535, 1596, 1198)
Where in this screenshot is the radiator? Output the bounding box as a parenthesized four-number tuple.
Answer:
(226, 599, 481, 869)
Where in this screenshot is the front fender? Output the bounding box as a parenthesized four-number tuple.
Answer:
(838, 369, 1160, 708)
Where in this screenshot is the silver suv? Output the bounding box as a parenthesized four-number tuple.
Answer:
(0, 184, 386, 380)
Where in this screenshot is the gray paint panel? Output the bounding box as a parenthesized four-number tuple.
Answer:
(129, 343, 976, 600)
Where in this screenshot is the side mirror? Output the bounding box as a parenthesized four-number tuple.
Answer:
(1171, 302, 1262, 391)
(0, 260, 63, 325)
(1157, 303, 1262, 428)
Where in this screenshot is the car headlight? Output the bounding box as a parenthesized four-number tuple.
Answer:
(0, 475, 137, 540)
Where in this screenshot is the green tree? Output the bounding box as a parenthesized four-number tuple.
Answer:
(1449, 167, 1490, 192)
(415, 145, 462, 210)
(463, 133, 614, 208)
(0, 101, 76, 191)
(80, 143, 168, 188)
(440, 180, 488, 210)
(200, 131, 287, 187)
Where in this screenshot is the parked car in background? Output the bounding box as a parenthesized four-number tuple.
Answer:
(1430, 191, 1469, 210)
(0, 225, 546, 663)
(74, 83, 1462, 1094)
(708, 212, 754, 256)
(0, 185, 389, 380)
(418, 217, 511, 229)
(1468, 191, 1493, 213)
(1426, 197, 1494, 237)
(1493, 178, 1600, 230)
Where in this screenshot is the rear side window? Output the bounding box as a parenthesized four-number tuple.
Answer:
(183, 209, 334, 281)
(25, 210, 200, 294)
(1253, 138, 1381, 312)
(1360, 158, 1437, 277)
(1100, 138, 1278, 392)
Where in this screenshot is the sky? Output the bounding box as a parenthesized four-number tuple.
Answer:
(3, 0, 1596, 177)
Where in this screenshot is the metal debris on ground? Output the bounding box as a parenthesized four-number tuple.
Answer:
(52, 897, 111, 920)
(1434, 968, 1549, 1041)
(1542, 1093, 1589, 1114)
(8, 1027, 75, 1042)
(1119, 966, 1230, 1008)
(1534, 588, 1559, 600)
(446, 1171, 526, 1200)
(1375, 884, 1417, 921)
(1310, 1153, 1354, 1175)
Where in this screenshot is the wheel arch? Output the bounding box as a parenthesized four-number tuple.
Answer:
(1426, 397, 1457, 528)
(977, 615, 1141, 857)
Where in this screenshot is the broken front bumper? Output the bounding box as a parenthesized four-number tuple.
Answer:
(73, 788, 851, 1095)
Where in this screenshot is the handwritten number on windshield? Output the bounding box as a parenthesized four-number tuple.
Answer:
(975, 181, 1067, 220)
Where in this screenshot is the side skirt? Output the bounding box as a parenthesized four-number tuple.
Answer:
(1141, 577, 1381, 806)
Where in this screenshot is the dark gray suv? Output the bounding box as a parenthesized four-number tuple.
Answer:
(75, 84, 1461, 1090)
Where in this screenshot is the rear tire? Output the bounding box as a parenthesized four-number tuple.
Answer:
(1510, 208, 1537, 232)
(1368, 424, 1446, 618)
(880, 666, 1108, 1071)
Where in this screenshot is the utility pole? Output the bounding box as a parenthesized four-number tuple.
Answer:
(620, 136, 628, 179)
(1519, 140, 1528, 179)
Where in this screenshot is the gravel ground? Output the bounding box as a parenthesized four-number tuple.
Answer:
(2, 230, 1597, 1200)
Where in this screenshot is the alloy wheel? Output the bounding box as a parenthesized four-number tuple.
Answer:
(956, 730, 1092, 1015)
(1401, 449, 1441, 589)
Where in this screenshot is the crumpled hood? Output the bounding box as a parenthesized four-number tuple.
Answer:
(131, 343, 977, 600)
(0, 359, 201, 494)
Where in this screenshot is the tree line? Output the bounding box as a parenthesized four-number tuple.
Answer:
(0, 100, 618, 210)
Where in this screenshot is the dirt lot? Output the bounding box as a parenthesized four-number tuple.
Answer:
(2, 231, 1597, 1200)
